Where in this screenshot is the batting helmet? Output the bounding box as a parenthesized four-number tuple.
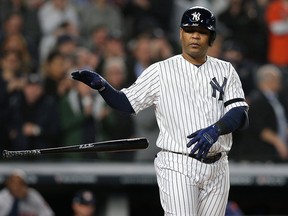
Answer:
(180, 6, 216, 45)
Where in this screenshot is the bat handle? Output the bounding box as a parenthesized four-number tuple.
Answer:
(3, 149, 41, 159)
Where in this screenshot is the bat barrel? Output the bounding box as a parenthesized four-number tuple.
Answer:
(88, 138, 149, 152)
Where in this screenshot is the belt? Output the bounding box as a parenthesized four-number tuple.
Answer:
(191, 152, 222, 164)
(169, 151, 222, 164)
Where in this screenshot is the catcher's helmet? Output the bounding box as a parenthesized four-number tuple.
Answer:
(180, 6, 216, 45)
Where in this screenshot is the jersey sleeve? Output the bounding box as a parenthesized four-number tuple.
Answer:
(223, 64, 248, 111)
(121, 63, 160, 114)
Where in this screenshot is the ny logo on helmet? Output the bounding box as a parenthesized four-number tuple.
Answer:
(191, 12, 201, 21)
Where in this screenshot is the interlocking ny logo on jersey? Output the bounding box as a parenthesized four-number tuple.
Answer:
(191, 12, 201, 21)
(210, 77, 227, 100)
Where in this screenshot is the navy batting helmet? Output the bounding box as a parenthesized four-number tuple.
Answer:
(180, 6, 216, 45)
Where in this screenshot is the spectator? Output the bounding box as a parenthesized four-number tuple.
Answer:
(207, 33, 225, 58)
(105, 33, 126, 59)
(72, 190, 96, 216)
(235, 64, 288, 162)
(74, 47, 100, 71)
(126, 36, 160, 161)
(130, 31, 173, 162)
(59, 80, 97, 161)
(0, 50, 26, 96)
(122, 0, 174, 39)
(0, 169, 54, 216)
(150, 29, 174, 62)
(0, 10, 40, 58)
(7, 73, 61, 154)
(265, 0, 288, 77)
(55, 34, 78, 58)
(42, 50, 72, 100)
(86, 25, 109, 72)
(221, 40, 258, 100)
(0, 12, 23, 40)
(58, 46, 98, 160)
(133, 105, 160, 162)
(96, 32, 127, 75)
(94, 57, 135, 161)
(1, 33, 35, 73)
(87, 25, 109, 59)
(126, 36, 153, 85)
(25, 0, 45, 9)
(148, 0, 175, 34)
(220, 40, 258, 160)
(38, 0, 79, 62)
(122, 0, 157, 39)
(0, 77, 10, 156)
(78, 0, 123, 43)
(0, 50, 26, 154)
(70, 0, 91, 7)
(184, 0, 228, 17)
(39, 21, 79, 64)
(246, 0, 270, 64)
(0, 0, 42, 48)
(38, 0, 79, 39)
(218, 0, 263, 62)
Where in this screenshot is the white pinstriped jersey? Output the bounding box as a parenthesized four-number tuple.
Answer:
(122, 54, 248, 155)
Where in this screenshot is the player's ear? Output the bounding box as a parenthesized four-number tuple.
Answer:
(209, 31, 216, 46)
(179, 28, 183, 41)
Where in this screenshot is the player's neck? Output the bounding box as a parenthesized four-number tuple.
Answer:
(182, 53, 207, 65)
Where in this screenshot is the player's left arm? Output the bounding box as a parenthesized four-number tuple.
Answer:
(214, 105, 249, 133)
(187, 63, 249, 159)
(187, 106, 248, 159)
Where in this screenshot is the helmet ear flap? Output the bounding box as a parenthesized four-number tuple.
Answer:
(209, 31, 216, 46)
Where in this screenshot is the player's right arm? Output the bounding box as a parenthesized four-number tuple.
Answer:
(71, 70, 135, 114)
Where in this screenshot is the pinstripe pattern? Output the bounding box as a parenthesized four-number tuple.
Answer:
(122, 54, 247, 215)
(122, 55, 247, 154)
(155, 151, 229, 216)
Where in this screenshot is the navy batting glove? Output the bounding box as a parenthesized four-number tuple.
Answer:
(187, 125, 220, 160)
(71, 70, 106, 91)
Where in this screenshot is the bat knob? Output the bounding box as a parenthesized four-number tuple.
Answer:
(3, 150, 10, 159)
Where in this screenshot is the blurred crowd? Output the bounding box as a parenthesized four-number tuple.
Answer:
(0, 169, 99, 216)
(0, 0, 288, 163)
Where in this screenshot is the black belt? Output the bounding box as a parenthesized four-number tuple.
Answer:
(173, 151, 222, 164)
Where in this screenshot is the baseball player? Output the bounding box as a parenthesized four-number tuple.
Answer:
(72, 6, 249, 216)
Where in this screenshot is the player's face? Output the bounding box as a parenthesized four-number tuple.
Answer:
(180, 26, 210, 64)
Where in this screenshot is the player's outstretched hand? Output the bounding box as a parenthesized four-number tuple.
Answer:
(71, 70, 106, 91)
(187, 125, 220, 160)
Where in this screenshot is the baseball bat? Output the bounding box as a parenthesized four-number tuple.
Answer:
(2, 137, 149, 159)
